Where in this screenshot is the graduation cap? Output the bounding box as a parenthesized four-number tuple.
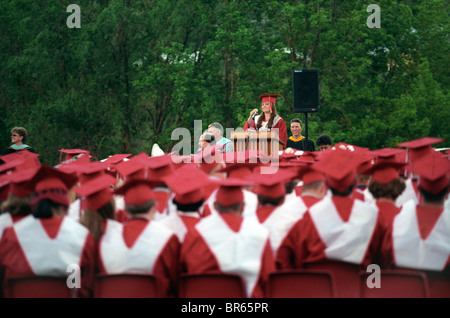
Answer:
(0, 158, 26, 175)
(143, 154, 175, 184)
(252, 169, 297, 199)
(0, 151, 40, 167)
(8, 167, 40, 198)
(0, 174, 10, 202)
(372, 148, 407, 164)
(356, 152, 376, 175)
(101, 154, 132, 165)
(223, 150, 259, 165)
(59, 149, 90, 163)
(330, 142, 369, 152)
(410, 152, 450, 194)
(115, 159, 148, 181)
(214, 178, 253, 207)
(217, 160, 260, 180)
(74, 174, 117, 211)
(163, 165, 210, 205)
(365, 161, 409, 184)
(72, 161, 110, 184)
(297, 164, 325, 185)
(259, 94, 279, 113)
(279, 151, 298, 162)
(397, 137, 445, 163)
(297, 151, 319, 163)
(314, 148, 368, 192)
(31, 165, 79, 207)
(115, 179, 158, 207)
(194, 144, 225, 174)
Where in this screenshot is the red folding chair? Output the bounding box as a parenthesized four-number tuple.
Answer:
(303, 261, 363, 298)
(360, 269, 430, 298)
(179, 273, 247, 298)
(8, 276, 76, 298)
(94, 274, 158, 298)
(267, 269, 336, 298)
(423, 270, 450, 298)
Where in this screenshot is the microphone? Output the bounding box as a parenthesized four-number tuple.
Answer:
(251, 109, 258, 121)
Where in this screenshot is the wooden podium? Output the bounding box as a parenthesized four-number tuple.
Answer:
(230, 131, 284, 155)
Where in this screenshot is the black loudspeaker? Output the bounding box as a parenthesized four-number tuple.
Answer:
(293, 69, 319, 113)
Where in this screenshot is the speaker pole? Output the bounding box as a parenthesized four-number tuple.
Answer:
(304, 112, 308, 140)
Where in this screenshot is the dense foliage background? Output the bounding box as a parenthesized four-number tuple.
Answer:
(1, 0, 448, 165)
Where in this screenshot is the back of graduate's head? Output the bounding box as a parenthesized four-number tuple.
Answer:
(30, 165, 78, 218)
(33, 199, 68, 219)
(115, 179, 158, 215)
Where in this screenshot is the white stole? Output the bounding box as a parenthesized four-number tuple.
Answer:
(309, 197, 379, 264)
(100, 220, 174, 274)
(15, 216, 88, 276)
(393, 200, 450, 271)
(262, 195, 307, 256)
(195, 213, 269, 297)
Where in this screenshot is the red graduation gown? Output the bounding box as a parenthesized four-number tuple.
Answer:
(0, 215, 96, 298)
(180, 213, 275, 298)
(97, 218, 180, 297)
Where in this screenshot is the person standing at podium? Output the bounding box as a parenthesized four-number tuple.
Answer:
(244, 94, 288, 149)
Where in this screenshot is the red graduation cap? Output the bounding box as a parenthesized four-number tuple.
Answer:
(252, 169, 297, 199)
(214, 178, 253, 207)
(8, 167, 40, 198)
(0, 151, 40, 167)
(59, 149, 90, 163)
(115, 179, 158, 207)
(278, 160, 306, 173)
(101, 154, 132, 165)
(31, 165, 79, 207)
(356, 152, 376, 175)
(365, 161, 409, 184)
(217, 160, 260, 180)
(314, 148, 368, 192)
(74, 174, 117, 211)
(143, 154, 175, 184)
(0, 174, 10, 202)
(330, 142, 369, 152)
(410, 152, 450, 194)
(298, 151, 319, 163)
(397, 137, 445, 163)
(194, 144, 225, 174)
(279, 151, 298, 161)
(223, 150, 259, 164)
(115, 160, 147, 182)
(259, 94, 278, 113)
(372, 148, 407, 164)
(297, 164, 325, 185)
(163, 165, 210, 205)
(0, 158, 26, 175)
(71, 161, 110, 184)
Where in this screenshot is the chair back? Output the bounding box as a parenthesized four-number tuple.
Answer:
(8, 276, 76, 298)
(267, 269, 335, 298)
(304, 261, 363, 298)
(179, 273, 247, 298)
(360, 269, 430, 298)
(94, 274, 158, 298)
